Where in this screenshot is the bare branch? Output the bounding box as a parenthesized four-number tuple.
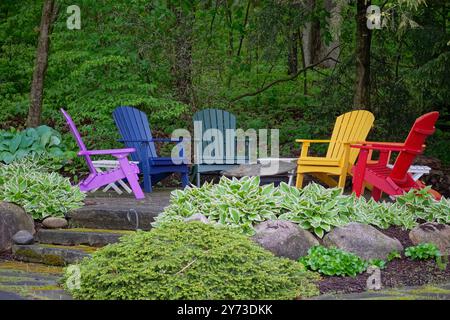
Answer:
(230, 46, 340, 102)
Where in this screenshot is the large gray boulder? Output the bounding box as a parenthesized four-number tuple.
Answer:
(252, 220, 319, 260)
(0, 202, 35, 252)
(323, 223, 403, 260)
(409, 222, 450, 255)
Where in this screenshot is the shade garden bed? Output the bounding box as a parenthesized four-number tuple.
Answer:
(2, 173, 449, 300)
(317, 226, 450, 295)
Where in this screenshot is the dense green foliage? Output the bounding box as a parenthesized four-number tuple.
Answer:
(299, 246, 389, 276)
(0, 156, 85, 219)
(154, 176, 281, 235)
(64, 222, 320, 300)
(0, 125, 73, 164)
(299, 246, 368, 277)
(405, 243, 441, 260)
(0, 0, 448, 174)
(155, 176, 450, 237)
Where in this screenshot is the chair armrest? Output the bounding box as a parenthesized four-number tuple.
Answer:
(78, 148, 136, 156)
(350, 142, 423, 154)
(118, 138, 184, 143)
(295, 139, 330, 144)
(152, 138, 185, 142)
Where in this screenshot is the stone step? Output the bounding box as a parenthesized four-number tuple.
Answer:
(67, 194, 170, 230)
(36, 228, 133, 247)
(12, 244, 95, 266)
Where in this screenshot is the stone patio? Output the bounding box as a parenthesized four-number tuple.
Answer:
(68, 189, 173, 230)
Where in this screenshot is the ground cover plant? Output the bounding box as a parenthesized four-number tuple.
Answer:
(0, 156, 85, 219)
(155, 177, 450, 237)
(405, 243, 442, 261)
(299, 246, 368, 277)
(63, 222, 320, 300)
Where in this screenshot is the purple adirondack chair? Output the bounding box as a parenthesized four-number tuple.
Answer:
(60, 109, 145, 199)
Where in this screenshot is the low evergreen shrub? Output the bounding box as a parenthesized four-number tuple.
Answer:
(63, 222, 320, 300)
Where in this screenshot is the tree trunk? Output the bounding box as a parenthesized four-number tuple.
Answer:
(287, 28, 298, 75)
(27, 0, 56, 128)
(320, 0, 341, 68)
(171, 4, 194, 106)
(353, 0, 372, 110)
(301, 0, 341, 68)
(301, 0, 319, 66)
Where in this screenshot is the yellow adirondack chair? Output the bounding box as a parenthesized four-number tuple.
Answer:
(295, 110, 375, 188)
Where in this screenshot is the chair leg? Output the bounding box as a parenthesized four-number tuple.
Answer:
(352, 150, 369, 197)
(117, 158, 145, 199)
(296, 173, 304, 188)
(197, 172, 201, 187)
(352, 169, 366, 197)
(372, 187, 382, 201)
(337, 174, 347, 189)
(143, 174, 152, 193)
(181, 172, 189, 188)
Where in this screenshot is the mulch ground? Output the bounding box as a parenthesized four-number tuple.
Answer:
(318, 226, 450, 295)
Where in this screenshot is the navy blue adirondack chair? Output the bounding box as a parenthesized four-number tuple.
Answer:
(193, 108, 252, 187)
(113, 106, 189, 193)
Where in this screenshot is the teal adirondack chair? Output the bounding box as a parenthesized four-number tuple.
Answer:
(193, 108, 252, 186)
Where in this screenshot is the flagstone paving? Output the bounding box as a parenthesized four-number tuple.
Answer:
(0, 260, 71, 300)
(312, 282, 450, 300)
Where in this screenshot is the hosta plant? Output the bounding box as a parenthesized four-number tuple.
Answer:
(0, 157, 85, 219)
(63, 222, 320, 300)
(278, 183, 353, 238)
(154, 176, 281, 235)
(0, 126, 70, 164)
(155, 177, 449, 238)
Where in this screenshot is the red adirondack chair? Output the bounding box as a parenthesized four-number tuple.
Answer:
(61, 109, 145, 200)
(351, 111, 441, 201)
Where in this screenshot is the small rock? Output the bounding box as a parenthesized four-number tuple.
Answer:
(42, 217, 68, 229)
(184, 214, 209, 224)
(12, 230, 34, 245)
(0, 202, 35, 252)
(409, 222, 450, 255)
(252, 220, 319, 260)
(323, 223, 403, 260)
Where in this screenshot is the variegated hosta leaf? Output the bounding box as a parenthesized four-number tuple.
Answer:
(154, 177, 450, 238)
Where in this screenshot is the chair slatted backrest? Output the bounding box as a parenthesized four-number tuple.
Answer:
(390, 111, 439, 183)
(326, 110, 375, 164)
(193, 108, 238, 164)
(113, 106, 158, 163)
(60, 108, 96, 174)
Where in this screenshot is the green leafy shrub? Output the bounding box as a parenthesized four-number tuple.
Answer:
(299, 246, 368, 277)
(280, 184, 450, 235)
(279, 183, 352, 238)
(0, 125, 73, 164)
(405, 243, 441, 261)
(156, 178, 450, 238)
(154, 176, 281, 235)
(0, 157, 85, 219)
(63, 222, 320, 300)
